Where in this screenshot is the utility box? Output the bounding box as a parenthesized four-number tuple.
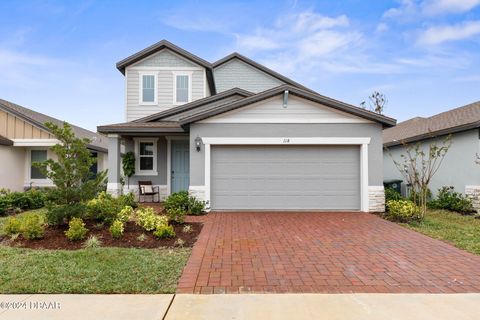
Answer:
(384, 179, 403, 194)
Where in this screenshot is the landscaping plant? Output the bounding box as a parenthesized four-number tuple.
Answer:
(136, 207, 168, 231)
(153, 224, 175, 238)
(385, 187, 403, 203)
(0, 189, 46, 214)
(21, 213, 45, 240)
(83, 235, 102, 249)
(163, 191, 206, 221)
(2, 213, 45, 240)
(117, 206, 134, 223)
(33, 122, 107, 224)
(429, 186, 475, 215)
(65, 218, 88, 241)
(389, 135, 451, 219)
(109, 220, 124, 239)
(386, 200, 421, 223)
(122, 152, 135, 188)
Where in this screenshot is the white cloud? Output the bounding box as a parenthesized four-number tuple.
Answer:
(422, 0, 480, 15)
(383, 0, 480, 20)
(417, 20, 480, 44)
(376, 23, 389, 33)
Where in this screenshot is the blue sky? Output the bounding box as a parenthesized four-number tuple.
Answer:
(0, 0, 479, 131)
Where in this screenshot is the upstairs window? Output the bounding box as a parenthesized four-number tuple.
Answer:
(173, 72, 192, 104)
(140, 73, 157, 104)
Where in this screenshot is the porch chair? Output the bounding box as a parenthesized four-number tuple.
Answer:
(138, 181, 160, 203)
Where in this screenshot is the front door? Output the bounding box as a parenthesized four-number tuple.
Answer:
(171, 140, 190, 193)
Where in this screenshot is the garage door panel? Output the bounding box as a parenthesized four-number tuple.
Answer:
(211, 145, 360, 210)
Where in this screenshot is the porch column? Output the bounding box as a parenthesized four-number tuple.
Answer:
(107, 134, 121, 197)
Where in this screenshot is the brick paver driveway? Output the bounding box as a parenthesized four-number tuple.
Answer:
(177, 212, 480, 294)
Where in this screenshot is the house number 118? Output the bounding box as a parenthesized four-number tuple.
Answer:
(283, 138, 290, 143)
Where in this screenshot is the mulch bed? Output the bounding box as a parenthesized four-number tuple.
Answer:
(3, 220, 203, 250)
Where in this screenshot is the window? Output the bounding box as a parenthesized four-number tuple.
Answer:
(134, 138, 158, 175)
(30, 150, 47, 180)
(140, 73, 157, 104)
(173, 72, 192, 104)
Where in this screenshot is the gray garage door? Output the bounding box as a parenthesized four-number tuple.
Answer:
(211, 145, 360, 210)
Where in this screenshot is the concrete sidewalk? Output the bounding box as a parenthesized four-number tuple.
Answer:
(1, 294, 479, 320)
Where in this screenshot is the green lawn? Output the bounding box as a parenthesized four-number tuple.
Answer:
(0, 209, 191, 293)
(404, 209, 480, 255)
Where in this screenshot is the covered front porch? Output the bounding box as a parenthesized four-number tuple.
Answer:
(100, 122, 192, 201)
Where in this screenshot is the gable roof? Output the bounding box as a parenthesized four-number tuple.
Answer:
(177, 85, 397, 127)
(0, 134, 13, 146)
(132, 87, 253, 123)
(0, 99, 108, 152)
(383, 101, 480, 147)
(213, 53, 316, 93)
(116, 39, 216, 95)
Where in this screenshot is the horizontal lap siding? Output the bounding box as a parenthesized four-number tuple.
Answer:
(126, 49, 207, 121)
(213, 59, 284, 94)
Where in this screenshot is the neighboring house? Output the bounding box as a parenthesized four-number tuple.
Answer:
(383, 101, 480, 209)
(98, 40, 396, 212)
(0, 99, 108, 191)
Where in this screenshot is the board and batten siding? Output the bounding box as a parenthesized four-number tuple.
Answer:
(0, 109, 52, 139)
(213, 59, 284, 94)
(125, 49, 208, 121)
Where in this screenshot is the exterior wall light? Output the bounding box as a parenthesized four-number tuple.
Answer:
(195, 136, 202, 152)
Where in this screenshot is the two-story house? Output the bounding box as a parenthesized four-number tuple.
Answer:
(98, 40, 396, 212)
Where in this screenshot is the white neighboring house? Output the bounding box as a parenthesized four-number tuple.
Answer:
(0, 99, 108, 191)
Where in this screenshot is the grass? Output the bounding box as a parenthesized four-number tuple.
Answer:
(404, 209, 480, 255)
(0, 208, 191, 293)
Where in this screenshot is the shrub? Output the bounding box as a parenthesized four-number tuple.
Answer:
(429, 186, 475, 215)
(3, 217, 22, 235)
(9, 192, 31, 210)
(164, 191, 206, 220)
(153, 224, 175, 238)
(24, 189, 46, 209)
(166, 207, 185, 224)
(117, 206, 134, 223)
(83, 235, 102, 248)
(386, 200, 421, 223)
(109, 220, 124, 239)
(385, 188, 403, 203)
(65, 217, 88, 241)
(86, 192, 121, 223)
(118, 192, 138, 209)
(46, 203, 87, 226)
(135, 207, 168, 231)
(21, 213, 45, 240)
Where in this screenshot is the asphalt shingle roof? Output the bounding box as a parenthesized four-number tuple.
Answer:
(383, 101, 480, 146)
(0, 99, 108, 152)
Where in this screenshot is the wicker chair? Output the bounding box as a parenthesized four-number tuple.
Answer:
(138, 181, 160, 203)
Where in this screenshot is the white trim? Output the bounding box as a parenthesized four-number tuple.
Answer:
(13, 139, 60, 147)
(128, 47, 204, 69)
(172, 71, 193, 105)
(138, 72, 158, 105)
(166, 136, 189, 196)
(203, 69, 207, 97)
(201, 137, 371, 145)
(134, 138, 158, 176)
(202, 136, 371, 212)
(107, 134, 120, 138)
(360, 144, 369, 212)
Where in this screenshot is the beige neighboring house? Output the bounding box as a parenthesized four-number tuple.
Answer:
(0, 99, 108, 191)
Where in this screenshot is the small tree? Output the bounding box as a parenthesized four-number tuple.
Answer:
(389, 135, 452, 218)
(34, 122, 107, 205)
(122, 151, 135, 188)
(360, 91, 387, 114)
